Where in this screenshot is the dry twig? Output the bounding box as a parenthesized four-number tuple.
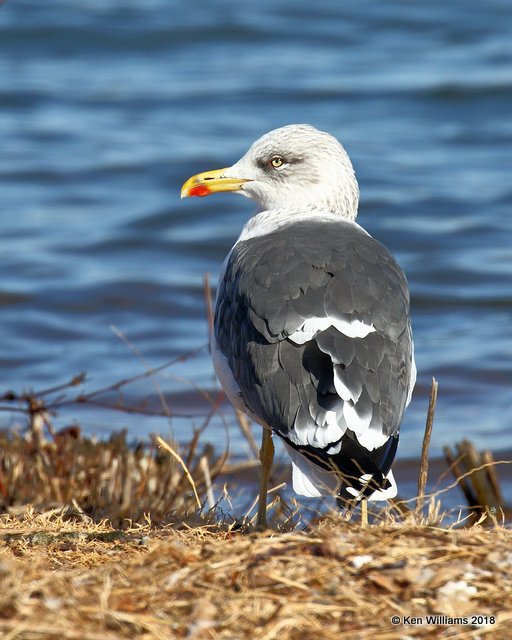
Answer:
(416, 377, 438, 515)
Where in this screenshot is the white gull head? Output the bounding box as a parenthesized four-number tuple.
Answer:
(225, 124, 359, 219)
(182, 124, 360, 221)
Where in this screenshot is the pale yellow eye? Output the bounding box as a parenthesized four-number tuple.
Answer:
(270, 156, 284, 168)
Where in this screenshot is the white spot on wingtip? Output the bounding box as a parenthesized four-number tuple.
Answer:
(368, 469, 397, 501)
(326, 441, 342, 455)
(344, 469, 398, 502)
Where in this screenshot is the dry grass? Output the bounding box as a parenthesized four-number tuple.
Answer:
(0, 510, 511, 640)
(1, 357, 511, 638)
(0, 429, 226, 527)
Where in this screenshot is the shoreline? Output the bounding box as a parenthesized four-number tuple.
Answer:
(1, 512, 511, 639)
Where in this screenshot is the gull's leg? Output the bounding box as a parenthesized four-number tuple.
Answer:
(256, 427, 275, 529)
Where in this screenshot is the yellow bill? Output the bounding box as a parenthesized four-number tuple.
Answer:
(181, 168, 250, 199)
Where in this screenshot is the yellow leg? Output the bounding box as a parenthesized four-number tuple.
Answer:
(256, 427, 275, 529)
(361, 499, 368, 528)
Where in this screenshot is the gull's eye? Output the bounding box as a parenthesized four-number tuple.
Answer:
(270, 155, 284, 169)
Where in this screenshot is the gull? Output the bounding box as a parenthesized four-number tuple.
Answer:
(182, 124, 416, 527)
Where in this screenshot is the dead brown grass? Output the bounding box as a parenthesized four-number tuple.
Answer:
(0, 429, 225, 527)
(0, 510, 511, 640)
(1, 370, 511, 639)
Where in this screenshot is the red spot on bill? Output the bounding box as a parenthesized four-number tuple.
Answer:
(188, 185, 211, 197)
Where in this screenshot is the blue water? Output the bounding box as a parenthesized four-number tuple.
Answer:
(1, 0, 511, 461)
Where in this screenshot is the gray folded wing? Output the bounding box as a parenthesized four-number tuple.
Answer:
(214, 218, 414, 463)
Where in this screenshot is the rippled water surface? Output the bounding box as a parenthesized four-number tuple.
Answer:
(1, 0, 511, 458)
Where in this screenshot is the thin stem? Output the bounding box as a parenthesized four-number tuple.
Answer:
(416, 377, 438, 515)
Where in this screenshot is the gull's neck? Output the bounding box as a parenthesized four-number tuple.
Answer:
(238, 208, 360, 243)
